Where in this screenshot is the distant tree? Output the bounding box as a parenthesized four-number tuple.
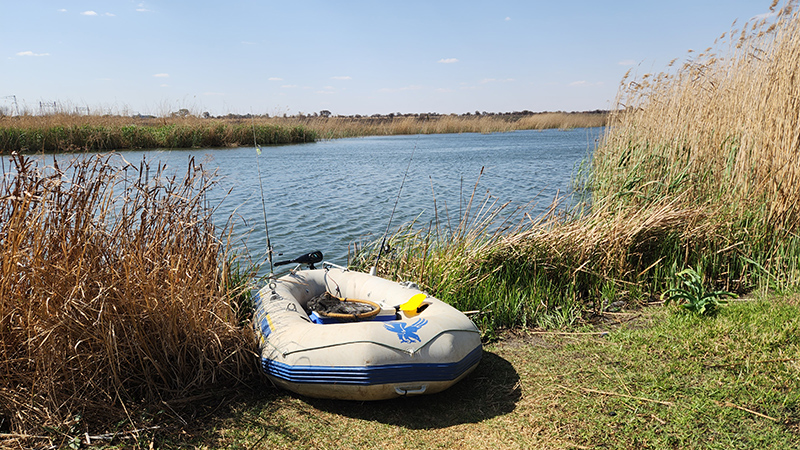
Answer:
(319, 110, 332, 118)
(171, 108, 190, 118)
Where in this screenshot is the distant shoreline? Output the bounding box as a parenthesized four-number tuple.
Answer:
(0, 111, 608, 153)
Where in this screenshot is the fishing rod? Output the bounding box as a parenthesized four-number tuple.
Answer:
(252, 113, 275, 277)
(370, 143, 416, 276)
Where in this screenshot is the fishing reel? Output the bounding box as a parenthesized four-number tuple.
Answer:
(274, 250, 324, 269)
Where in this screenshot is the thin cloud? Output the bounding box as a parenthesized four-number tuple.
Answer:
(505, 17, 511, 21)
(153, 73, 169, 78)
(378, 85, 422, 93)
(159, 84, 169, 88)
(752, 11, 778, 21)
(438, 58, 458, 64)
(281, 84, 298, 88)
(104, 13, 115, 17)
(16, 51, 50, 57)
(331, 76, 352, 80)
(58, 9, 67, 12)
(480, 78, 514, 84)
(618, 59, 636, 66)
(569, 80, 604, 87)
(136, 3, 152, 12)
(268, 77, 283, 81)
(81, 11, 98, 16)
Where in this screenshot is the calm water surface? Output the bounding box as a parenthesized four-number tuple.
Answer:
(8, 128, 603, 269)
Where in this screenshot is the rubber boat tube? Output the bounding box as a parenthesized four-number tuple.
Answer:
(254, 264, 482, 400)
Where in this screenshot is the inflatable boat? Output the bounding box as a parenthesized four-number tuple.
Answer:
(254, 256, 482, 401)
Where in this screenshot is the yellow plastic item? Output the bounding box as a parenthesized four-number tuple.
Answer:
(399, 293, 427, 312)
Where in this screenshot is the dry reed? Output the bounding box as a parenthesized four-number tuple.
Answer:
(0, 153, 255, 443)
(596, 0, 800, 232)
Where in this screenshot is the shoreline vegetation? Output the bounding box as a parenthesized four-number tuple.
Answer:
(3, 0, 800, 447)
(0, 110, 607, 153)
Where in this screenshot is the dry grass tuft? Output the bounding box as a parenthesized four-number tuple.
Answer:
(0, 153, 256, 441)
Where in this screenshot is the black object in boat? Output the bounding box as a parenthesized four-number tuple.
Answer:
(274, 251, 323, 269)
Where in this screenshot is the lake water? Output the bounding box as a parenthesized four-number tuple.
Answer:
(5, 128, 603, 270)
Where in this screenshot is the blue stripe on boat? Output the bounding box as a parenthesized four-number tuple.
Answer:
(261, 346, 482, 385)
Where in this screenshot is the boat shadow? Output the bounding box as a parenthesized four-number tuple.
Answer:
(302, 350, 520, 429)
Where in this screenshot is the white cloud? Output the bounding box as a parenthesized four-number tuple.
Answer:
(105, 13, 115, 17)
(569, 80, 604, 87)
(16, 51, 50, 57)
(268, 77, 283, 81)
(378, 85, 422, 93)
(618, 59, 636, 66)
(752, 11, 778, 21)
(505, 17, 511, 21)
(58, 9, 67, 12)
(480, 78, 514, 84)
(153, 73, 169, 78)
(203, 92, 225, 96)
(331, 76, 352, 80)
(136, 3, 152, 12)
(438, 58, 458, 64)
(81, 11, 98, 16)
(281, 84, 298, 88)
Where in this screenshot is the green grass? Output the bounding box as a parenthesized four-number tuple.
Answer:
(0, 123, 317, 152)
(74, 293, 798, 450)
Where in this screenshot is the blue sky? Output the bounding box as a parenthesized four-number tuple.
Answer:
(1, 1, 775, 117)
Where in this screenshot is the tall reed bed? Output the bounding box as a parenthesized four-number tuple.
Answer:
(0, 120, 316, 153)
(590, 0, 800, 282)
(0, 153, 255, 442)
(296, 112, 606, 139)
(356, 0, 800, 333)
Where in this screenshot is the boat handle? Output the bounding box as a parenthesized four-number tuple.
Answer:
(322, 261, 349, 271)
(395, 385, 427, 395)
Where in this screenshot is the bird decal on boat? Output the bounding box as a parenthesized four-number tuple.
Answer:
(384, 318, 428, 343)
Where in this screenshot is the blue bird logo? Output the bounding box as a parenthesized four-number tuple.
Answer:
(384, 318, 428, 343)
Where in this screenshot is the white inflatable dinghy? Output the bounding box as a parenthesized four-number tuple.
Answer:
(254, 261, 482, 400)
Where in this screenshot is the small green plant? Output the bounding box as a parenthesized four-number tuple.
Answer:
(661, 267, 736, 315)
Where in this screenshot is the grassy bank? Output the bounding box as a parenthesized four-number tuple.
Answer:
(28, 293, 796, 449)
(0, 111, 606, 153)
